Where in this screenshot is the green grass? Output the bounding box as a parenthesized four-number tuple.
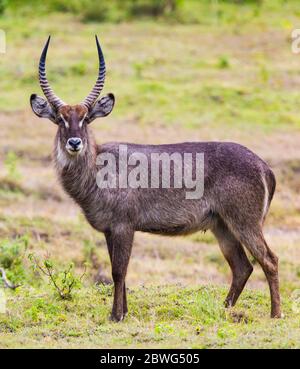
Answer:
(0, 211, 299, 348)
(0, 284, 298, 348)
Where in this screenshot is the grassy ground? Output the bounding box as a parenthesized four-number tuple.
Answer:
(1, 1, 300, 348)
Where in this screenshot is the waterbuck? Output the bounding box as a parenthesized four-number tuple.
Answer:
(30, 36, 281, 321)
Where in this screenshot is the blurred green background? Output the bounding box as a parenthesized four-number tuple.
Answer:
(1, 0, 300, 131)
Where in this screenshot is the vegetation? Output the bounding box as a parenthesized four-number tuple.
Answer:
(0, 0, 6, 15)
(0, 0, 300, 348)
(1, 284, 299, 348)
(28, 255, 85, 300)
(0, 236, 29, 286)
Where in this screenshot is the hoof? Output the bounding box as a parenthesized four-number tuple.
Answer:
(224, 300, 233, 308)
(271, 311, 282, 319)
(110, 313, 124, 322)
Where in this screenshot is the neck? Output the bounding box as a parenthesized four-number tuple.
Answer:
(54, 130, 98, 205)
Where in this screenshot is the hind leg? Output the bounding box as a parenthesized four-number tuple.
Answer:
(243, 232, 280, 318)
(225, 221, 281, 318)
(212, 218, 253, 308)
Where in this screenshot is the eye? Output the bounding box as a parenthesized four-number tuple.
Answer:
(57, 118, 68, 128)
(57, 116, 64, 125)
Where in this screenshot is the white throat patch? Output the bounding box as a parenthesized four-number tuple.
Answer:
(56, 140, 70, 168)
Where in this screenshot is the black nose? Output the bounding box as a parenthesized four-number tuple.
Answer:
(67, 137, 82, 150)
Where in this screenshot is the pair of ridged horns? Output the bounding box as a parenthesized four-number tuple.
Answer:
(39, 35, 106, 110)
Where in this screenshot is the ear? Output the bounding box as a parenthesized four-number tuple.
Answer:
(87, 93, 115, 123)
(30, 94, 57, 123)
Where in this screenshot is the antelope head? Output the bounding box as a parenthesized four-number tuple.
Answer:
(30, 36, 115, 156)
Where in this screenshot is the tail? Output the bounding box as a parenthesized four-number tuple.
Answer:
(262, 167, 276, 221)
(266, 168, 276, 206)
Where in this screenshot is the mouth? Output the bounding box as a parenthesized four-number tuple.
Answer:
(66, 145, 83, 156)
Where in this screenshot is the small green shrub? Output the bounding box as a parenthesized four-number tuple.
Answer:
(29, 255, 85, 300)
(0, 235, 29, 286)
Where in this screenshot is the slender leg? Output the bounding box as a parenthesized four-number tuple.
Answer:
(105, 231, 128, 316)
(212, 218, 253, 307)
(243, 233, 281, 318)
(225, 221, 281, 318)
(105, 226, 134, 321)
(123, 282, 128, 316)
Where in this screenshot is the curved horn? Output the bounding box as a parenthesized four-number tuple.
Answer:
(39, 36, 65, 110)
(81, 35, 106, 109)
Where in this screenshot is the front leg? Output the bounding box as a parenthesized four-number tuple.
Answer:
(105, 232, 129, 317)
(105, 226, 134, 322)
